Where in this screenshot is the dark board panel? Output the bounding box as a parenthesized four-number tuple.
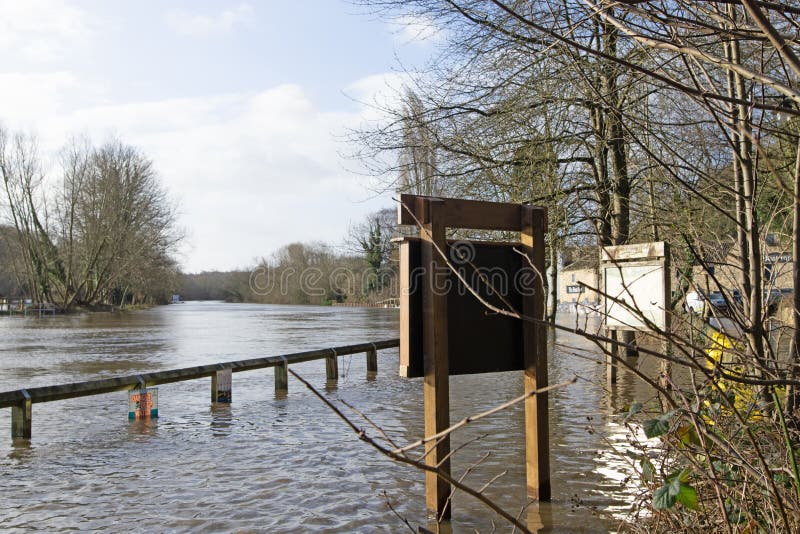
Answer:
(401, 239, 525, 377)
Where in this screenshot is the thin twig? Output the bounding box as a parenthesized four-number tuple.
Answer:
(382, 490, 416, 533)
(395, 377, 577, 455)
(341, 398, 401, 450)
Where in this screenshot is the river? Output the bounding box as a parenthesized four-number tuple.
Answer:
(0, 301, 658, 532)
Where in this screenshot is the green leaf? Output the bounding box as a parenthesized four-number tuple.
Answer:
(667, 468, 691, 483)
(725, 499, 746, 524)
(676, 483, 698, 510)
(643, 418, 668, 438)
(643, 411, 676, 438)
(640, 457, 656, 483)
(653, 477, 681, 510)
(653, 484, 675, 510)
(676, 424, 700, 447)
(653, 470, 698, 512)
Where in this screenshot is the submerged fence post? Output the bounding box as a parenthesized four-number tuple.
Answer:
(366, 348, 378, 373)
(606, 330, 618, 385)
(275, 360, 288, 392)
(326, 349, 338, 380)
(11, 390, 32, 440)
(212, 369, 232, 403)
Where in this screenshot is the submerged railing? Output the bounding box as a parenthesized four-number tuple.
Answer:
(0, 338, 400, 441)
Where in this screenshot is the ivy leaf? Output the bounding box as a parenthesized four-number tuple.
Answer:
(643, 411, 676, 438)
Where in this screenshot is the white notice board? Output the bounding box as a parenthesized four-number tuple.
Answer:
(603, 262, 666, 330)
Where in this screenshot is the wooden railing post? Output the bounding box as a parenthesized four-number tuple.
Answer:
(212, 369, 232, 403)
(275, 360, 288, 392)
(366, 348, 378, 373)
(12, 390, 32, 440)
(325, 350, 338, 380)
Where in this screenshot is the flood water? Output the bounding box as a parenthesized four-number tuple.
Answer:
(0, 302, 659, 532)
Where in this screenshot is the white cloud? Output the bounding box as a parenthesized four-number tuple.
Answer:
(0, 72, 106, 133)
(390, 14, 445, 45)
(0, 0, 91, 62)
(166, 3, 254, 37)
(20, 80, 397, 272)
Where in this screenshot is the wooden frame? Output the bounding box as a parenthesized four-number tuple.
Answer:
(599, 242, 670, 383)
(398, 194, 549, 520)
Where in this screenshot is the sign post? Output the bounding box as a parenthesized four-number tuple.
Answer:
(398, 194, 549, 520)
(600, 242, 670, 384)
(212, 369, 232, 403)
(128, 388, 158, 419)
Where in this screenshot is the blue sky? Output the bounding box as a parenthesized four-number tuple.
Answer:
(0, 1, 440, 271)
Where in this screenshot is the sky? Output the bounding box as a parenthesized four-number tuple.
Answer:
(0, 0, 440, 272)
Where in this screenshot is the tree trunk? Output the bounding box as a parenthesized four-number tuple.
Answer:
(788, 133, 800, 415)
(547, 237, 558, 322)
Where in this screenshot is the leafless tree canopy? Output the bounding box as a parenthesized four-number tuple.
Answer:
(0, 129, 182, 309)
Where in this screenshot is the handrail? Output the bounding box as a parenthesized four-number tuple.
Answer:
(0, 338, 399, 409)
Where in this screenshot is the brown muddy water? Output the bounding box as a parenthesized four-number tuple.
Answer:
(0, 302, 660, 532)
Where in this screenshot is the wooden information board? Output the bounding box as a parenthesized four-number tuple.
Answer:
(601, 242, 669, 331)
(399, 239, 525, 377)
(397, 194, 549, 521)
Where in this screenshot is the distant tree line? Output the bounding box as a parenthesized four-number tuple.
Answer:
(180, 209, 398, 305)
(0, 128, 182, 310)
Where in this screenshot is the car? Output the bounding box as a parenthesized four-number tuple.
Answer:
(696, 288, 781, 314)
(684, 290, 729, 314)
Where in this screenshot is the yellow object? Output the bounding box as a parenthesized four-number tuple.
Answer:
(704, 331, 762, 417)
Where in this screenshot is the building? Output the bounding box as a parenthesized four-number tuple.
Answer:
(692, 235, 794, 294)
(556, 250, 599, 311)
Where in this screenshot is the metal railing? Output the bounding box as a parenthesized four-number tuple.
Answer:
(1, 338, 400, 440)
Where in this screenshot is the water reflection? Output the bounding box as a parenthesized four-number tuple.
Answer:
(324, 379, 338, 393)
(210, 404, 233, 437)
(8, 439, 33, 461)
(127, 418, 158, 439)
(526, 501, 553, 533)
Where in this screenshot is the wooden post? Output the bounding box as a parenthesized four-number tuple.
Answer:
(660, 246, 672, 410)
(521, 206, 551, 501)
(12, 391, 32, 440)
(275, 361, 288, 392)
(212, 369, 232, 403)
(326, 352, 339, 380)
(420, 198, 451, 520)
(606, 329, 618, 385)
(366, 349, 378, 373)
